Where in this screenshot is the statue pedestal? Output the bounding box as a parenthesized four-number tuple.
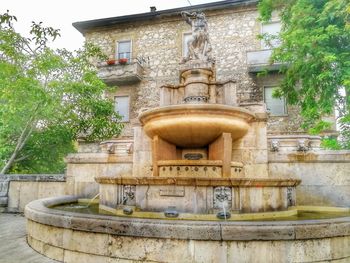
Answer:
(179, 60, 215, 103)
(179, 60, 215, 74)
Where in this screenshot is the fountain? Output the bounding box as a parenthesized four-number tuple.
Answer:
(25, 11, 350, 263)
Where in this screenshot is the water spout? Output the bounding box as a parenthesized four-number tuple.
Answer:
(87, 193, 100, 207)
(123, 207, 133, 215)
(164, 207, 179, 218)
(122, 196, 128, 205)
(216, 202, 231, 220)
(222, 202, 227, 221)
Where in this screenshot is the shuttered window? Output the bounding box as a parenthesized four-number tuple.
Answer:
(117, 40, 131, 60)
(264, 86, 287, 116)
(261, 22, 281, 49)
(115, 96, 130, 122)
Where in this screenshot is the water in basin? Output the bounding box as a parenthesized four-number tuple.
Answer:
(52, 202, 350, 221)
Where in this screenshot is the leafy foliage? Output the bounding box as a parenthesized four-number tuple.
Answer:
(0, 11, 123, 173)
(258, 0, 350, 149)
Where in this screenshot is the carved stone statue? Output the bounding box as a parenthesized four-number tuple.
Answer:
(297, 139, 310, 152)
(181, 11, 213, 62)
(270, 139, 280, 152)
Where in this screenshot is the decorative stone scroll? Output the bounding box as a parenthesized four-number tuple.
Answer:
(213, 186, 232, 209)
(183, 96, 209, 104)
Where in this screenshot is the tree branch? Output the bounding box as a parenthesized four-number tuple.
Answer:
(0, 104, 39, 174)
(14, 154, 31, 163)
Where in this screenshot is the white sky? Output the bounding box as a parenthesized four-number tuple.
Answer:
(1, 0, 219, 51)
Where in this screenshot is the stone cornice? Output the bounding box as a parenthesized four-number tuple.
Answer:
(0, 174, 65, 182)
(73, 0, 258, 34)
(95, 176, 301, 187)
(269, 151, 350, 163)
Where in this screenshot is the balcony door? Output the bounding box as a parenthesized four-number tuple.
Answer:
(117, 40, 132, 61)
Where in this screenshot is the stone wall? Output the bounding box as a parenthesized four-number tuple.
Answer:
(268, 150, 350, 207)
(0, 174, 66, 212)
(26, 197, 350, 263)
(65, 140, 134, 198)
(0, 147, 349, 213)
(252, 72, 306, 134)
(85, 5, 306, 137)
(27, 217, 350, 263)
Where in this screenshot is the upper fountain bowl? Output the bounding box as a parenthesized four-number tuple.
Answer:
(139, 104, 255, 148)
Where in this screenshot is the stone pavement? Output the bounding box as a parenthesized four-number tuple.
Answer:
(0, 213, 58, 263)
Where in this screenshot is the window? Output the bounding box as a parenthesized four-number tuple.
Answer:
(182, 32, 192, 57)
(261, 22, 281, 49)
(115, 96, 130, 122)
(264, 86, 287, 116)
(117, 40, 131, 61)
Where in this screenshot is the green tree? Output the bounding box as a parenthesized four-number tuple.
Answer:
(258, 0, 350, 148)
(0, 11, 123, 174)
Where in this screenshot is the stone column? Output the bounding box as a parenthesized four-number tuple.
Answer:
(209, 133, 232, 177)
(152, 135, 177, 176)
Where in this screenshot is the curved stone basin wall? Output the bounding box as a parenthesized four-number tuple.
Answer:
(25, 196, 350, 263)
(139, 104, 255, 148)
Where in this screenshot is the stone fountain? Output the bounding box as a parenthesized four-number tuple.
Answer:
(25, 11, 350, 263)
(95, 11, 299, 215)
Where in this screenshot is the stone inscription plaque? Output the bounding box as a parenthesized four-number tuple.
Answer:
(160, 186, 185, 197)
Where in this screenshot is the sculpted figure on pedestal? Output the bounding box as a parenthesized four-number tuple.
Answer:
(181, 11, 213, 62)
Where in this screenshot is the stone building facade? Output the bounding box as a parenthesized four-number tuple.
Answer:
(74, 0, 309, 139)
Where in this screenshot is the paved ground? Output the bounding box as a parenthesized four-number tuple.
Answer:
(0, 213, 58, 263)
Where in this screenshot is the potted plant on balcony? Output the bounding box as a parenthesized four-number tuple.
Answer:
(107, 59, 116, 65)
(118, 58, 128, 65)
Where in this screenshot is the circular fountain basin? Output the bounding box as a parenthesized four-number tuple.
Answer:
(139, 104, 255, 147)
(25, 196, 350, 263)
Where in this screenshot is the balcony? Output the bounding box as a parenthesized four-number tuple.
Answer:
(97, 57, 146, 85)
(246, 49, 283, 73)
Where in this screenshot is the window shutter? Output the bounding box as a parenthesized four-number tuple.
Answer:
(264, 87, 286, 116)
(118, 41, 131, 60)
(115, 96, 130, 122)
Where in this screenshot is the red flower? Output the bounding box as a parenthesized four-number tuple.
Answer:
(107, 59, 116, 65)
(118, 58, 128, 64)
